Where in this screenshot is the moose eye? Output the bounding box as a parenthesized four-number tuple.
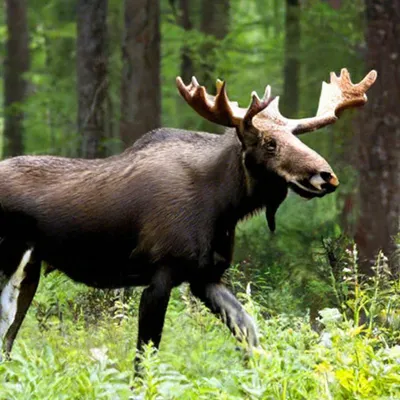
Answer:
(266, 140, 277, 152)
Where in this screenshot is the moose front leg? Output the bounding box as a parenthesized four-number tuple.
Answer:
(136, 267, 173, 363)
(190, 281, 259, 348)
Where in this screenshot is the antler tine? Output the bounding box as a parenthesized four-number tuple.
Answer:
(215, 79, 224, 95)
(358, 70, 378, 92)
(214, 80, 231, 115)
(243, 89, 275, 126)
(262, 85, 272, 102)
(339, 67, 351, 81)
(176, 76, 247, 127)
(191, 76, 199, 86)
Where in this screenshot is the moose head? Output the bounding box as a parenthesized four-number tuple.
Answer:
(177, 68, 377, 216)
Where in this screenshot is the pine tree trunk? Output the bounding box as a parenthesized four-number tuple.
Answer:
(282, 0, 300, 117)
(3, 0, 30, 157)
(179, 0, 194, 83)
(355, 0, 400, 273)
(323, 0, 342, 9)
(199, 0, 230, 89)
(120, 0, 161, 148)
(198, 0, 229, 132)
(77, 0, 108, 159)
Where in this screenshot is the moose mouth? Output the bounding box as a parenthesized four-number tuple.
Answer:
(289, 180, 328, 199)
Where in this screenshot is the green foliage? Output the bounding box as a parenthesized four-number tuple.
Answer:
(232, 191, 342, 314)
(1, 210, 392, 398)
(324, 242, 400, 345)
(1, 247, 400, 399)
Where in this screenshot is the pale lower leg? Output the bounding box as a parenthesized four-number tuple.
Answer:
(0, 248, 33, 359)
(190, 281, 259, 347)
(4, 260, 40, 356)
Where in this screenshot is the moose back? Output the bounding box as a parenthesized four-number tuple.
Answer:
(0, 68, 376, 366)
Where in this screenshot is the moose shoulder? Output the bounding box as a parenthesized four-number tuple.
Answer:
(0, 68, 377, 368)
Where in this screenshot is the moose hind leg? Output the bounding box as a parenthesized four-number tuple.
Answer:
(4, 259, 40, 357)
(0, 248, 34, 360)
(190, 281, 259, 348)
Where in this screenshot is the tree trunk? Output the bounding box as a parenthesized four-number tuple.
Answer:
(355, 0, 400, 273)
(179, 0, 194, 83)
(77, 0, 108, 159)
(323, 0, 342, 9)
(198, 0, 229, 132)
(3, 0, 30, 157)
(199, 0, 230, 89)
(120, 0, 161, 149)
(282, 0, 300, 118)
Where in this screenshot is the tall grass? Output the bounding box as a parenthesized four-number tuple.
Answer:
(1, 243, 400, 399)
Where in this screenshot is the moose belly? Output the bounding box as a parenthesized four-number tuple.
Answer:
(36, 235, 156, 289)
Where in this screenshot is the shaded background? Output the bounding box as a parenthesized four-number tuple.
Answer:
(1, 0, 399, 313)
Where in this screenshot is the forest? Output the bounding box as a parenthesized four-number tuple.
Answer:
(0, 0, 399, 398)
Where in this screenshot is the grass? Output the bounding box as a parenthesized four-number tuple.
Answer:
(1, 256, 400, 400)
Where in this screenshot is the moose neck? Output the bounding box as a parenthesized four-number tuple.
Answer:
(206, 130, 287, 230)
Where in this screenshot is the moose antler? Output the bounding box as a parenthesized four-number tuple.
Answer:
(177, 68, 377, 135)
(253, 68, 377, 135)
(176, 76, 274, 128)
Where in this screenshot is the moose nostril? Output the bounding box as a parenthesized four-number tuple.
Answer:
(310, 172, 339, 191)
(320, 171, 339, 191)
(320, 172, 332, 182)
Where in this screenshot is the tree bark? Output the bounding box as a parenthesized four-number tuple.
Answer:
(77, 0, 108, 159)
(282, 0, 300, 118)
(3, 0, 30, 157)
(323, 0, 342, 9)
(199, 0, 230, 89)
(120, 0, 161, 149)
(355, 0, 400, 273)
(198, 0, 230, 132)
(179, 0, 194, 83)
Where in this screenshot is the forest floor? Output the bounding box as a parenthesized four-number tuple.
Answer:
(1, 273, 400, 400)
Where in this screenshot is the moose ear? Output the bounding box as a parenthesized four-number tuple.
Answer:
(265, 185, 288, 232)
(235, 125, 260, 150)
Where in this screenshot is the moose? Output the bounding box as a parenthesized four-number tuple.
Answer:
(0, 68, 376, 367)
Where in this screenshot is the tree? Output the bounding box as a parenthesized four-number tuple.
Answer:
(199, 0, 230, 90)
(120, 0, 161, 149)
(76, 0, 108, 159)
(355, 0, 400, 272)
(282, 0, 300, 117)
(179, 0, 194, 83)
(197, 0, 230, 132)
(323, 0, 342, 9)
(3, 0, 30, 157)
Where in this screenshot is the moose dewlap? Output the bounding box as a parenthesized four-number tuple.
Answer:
(0, 68, 377, 370)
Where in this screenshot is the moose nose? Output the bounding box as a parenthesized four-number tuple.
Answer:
(320, 171, 339, 186)
(320, 171, 339, 192)
(310, 172, 339, 192)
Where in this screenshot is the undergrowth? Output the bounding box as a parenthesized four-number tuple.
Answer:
(1, 242, 400, 399)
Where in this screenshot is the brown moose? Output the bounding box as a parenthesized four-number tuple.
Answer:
(0, 68, 376, 368)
